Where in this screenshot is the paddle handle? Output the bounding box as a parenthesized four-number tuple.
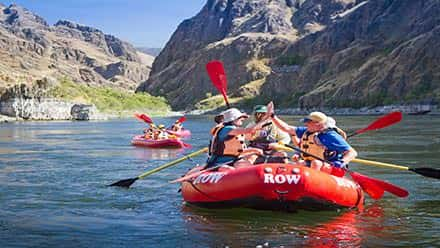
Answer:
(353, 158, 409, 170)
(347, 132, 359, 138)
(138, 147, 208, 179)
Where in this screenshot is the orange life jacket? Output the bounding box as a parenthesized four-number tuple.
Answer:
(210, 125, 247, 157)
(300, 131, 326, 161)
(144, 130, 153, 139)
(208, 124, 224, 157)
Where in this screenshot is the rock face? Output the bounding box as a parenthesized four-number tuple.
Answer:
(0, 79, 103, 120)
(138, 0, 440, 110)
(0, 4, 152, 91)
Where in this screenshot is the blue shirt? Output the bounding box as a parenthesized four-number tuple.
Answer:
(208, 125, 237, 165)
(296, 127, 351, 161)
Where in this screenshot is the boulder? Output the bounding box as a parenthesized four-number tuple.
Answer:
(70, 104, 99, 120)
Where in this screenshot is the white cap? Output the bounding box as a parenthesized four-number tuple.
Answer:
(222, 108, 249, 123)
(326, 117, 336, 128)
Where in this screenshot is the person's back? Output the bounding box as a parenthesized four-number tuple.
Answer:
(208, 124, 241, 166)
(171, 122, 183, 132)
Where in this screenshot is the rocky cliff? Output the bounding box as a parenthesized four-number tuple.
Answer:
(0, 4, 159, 120)
(0, 4, 153, 92)
(138, 0, 440, 110)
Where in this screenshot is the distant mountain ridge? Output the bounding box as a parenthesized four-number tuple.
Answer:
(137, 0, 440, 110)
(137, 47, 162, 57)
(0, 4, 152, 92)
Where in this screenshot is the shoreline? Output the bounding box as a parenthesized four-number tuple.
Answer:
(185, 104, 438, 116)
(2, 104, 437, 123)
(0, 110, 184, 123)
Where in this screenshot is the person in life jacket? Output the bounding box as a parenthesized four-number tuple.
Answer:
(144, 127, 154, 139)
(170, 120, 183, 132)
(290, 116, 348, 162)
(154, 124, 169, 140)
(263, 102, 357, 176)
(326, 117, 347, 139)
(246, 105, 291, 164)
(144, 123, 157, 139)
(206, 111, 225, 163)
(207, 108, 264, 169)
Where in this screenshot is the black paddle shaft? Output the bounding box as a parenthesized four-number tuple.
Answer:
(410, 167, 440, 179)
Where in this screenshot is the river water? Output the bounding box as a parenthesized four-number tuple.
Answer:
(0, 115, 439, 247)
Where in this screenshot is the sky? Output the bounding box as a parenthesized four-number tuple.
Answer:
(2, 0, 207, 48)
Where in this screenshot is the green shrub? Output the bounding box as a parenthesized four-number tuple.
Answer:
(195, 95, 224, 110)
(276, 55, 306, 66)
(49, 78, 170, 115)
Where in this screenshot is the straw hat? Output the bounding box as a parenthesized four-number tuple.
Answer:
(301, 111, 328, 124)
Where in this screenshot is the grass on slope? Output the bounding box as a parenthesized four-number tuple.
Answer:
(49, 78, 170, 115)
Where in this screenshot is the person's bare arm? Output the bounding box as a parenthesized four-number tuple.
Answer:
(228, 123, 261, 136)
(271, 116, 296, 136)
(264, 101, 297, 136)
(341, 147, 358, 164)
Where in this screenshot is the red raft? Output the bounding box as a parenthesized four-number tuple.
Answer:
(180, 163, 364, 210)
(131, 135, 186, 148)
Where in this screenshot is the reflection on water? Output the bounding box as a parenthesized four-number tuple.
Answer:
(181, 204, 387, 247)
(132, 147, 183, 161)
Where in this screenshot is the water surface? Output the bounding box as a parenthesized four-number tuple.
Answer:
(0, 115, 439, 247)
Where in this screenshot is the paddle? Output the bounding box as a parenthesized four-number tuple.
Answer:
(345, 112, 439, 179)
(347, 111, 402, 138)
(168, 116, 187, 129)
(276, 143, 408, 199)
(109, 147, 208, 188)
(206, 60, 230, 108)
(349, 171, 408, 198)
(176, 116, 187, 123)
(134, 113, 153, 124)
(166, 116, 188, 135)
(353, 158, 440, 180)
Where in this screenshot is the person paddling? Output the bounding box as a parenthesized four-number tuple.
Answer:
(170, 120, 183, 132)
(264, 102, 357, 176)
(153, 124, 168, 140)
(326, 117, 348, 140)
(247, 105, 290, 163)
(144, 123, 157, 139)
(206, 108, 264, 169)
(144, 127, 154, 139)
